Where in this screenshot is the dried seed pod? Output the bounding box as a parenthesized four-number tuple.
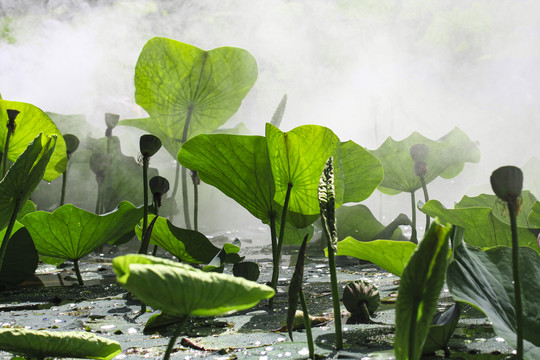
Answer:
(139, 134, 162, 158)
(63, 134, 80, 156)
(6, 109, 19, 133)
(343, 280, 380, 323)
(149, 175, 170, 207)
(410, 144, 429, 177)
(490, 166, 523, 204)
(105, 113, 120, 129)
(89, 153, 107, 183)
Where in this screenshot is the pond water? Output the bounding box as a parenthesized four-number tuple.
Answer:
(0, 232, 515, 359)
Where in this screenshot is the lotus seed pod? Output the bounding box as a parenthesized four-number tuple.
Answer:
(63, 134, 80, 155)
(149, 176, 170, 196)
(410, 144, 429, 177)
(343, 280, 380, 317)
(490, 166, 523, 203)
(89, 152, 107, 182)
(6, 109, 19, 132)
(105, 113, 120, 129)
(139, 134, 162, 158)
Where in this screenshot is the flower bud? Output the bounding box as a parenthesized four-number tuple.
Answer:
(490, 166, 523, 203)
(139, 134, 162, 158)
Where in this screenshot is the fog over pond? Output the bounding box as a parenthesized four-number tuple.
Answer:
(1, 0, 539, 233)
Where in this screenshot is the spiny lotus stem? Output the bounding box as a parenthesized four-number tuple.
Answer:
(139, 134, 162, 158)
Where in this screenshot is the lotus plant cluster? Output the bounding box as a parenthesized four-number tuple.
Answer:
(0, 36, 538, 360)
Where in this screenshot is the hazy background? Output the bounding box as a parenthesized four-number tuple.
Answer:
(1, 0, 539, 235)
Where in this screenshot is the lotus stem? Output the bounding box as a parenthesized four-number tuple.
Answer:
(163, 316, 189, 360)
(270, 183, 292, 304)
(299, 289, 314, 359)
(508, 201, 523, 359)
(170, 162, 180, 221)
(180, 105, 194, 230)
(138, 156, 149, 255)
(326, 230, 343, 350)
(419, 175, 430, 232)
(0, 200, 21, 270)
(410, 191, 418, 244)
(152, 197, 160, 256)
(192, 171, 199, 231)
(60, 171, 67, 206)
(2, 109, 18, 178)
(73, 259, 84, 286)
(268, 212, 278, 307)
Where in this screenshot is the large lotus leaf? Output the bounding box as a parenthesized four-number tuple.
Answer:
(0, 134, 56, 231)
(370, 128, 480, 194)
(85, 136, 160, 212)
(178, 134, 275, 222)
(21, 201, 143, 262)
(526, 201, 540, 228)
(394, 222, 451, 360)
(447, 244, 540, 359)
(0, 224, 38, 287)
(336, 204, 404, 242)
(134, 215, 220, 263)
(0, 328, 121, 360)
(0, 100, 67, 181)
(266, 123, 341, 216)
(122, 37, 258, 158)
(340, 140, 383, 203)
(456, 191, 537, 228)
(113, 254, 275, 316)
(333, 237, 416, 277)
(421, 200, 538, 251)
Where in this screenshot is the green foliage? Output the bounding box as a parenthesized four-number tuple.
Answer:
(334, 204, 405, 242)
(113, 254, 275, 317)
(333, 238, 416, 277)
(0, 225, 38, 287)
(0, 100, 67, 181)
(21, 201, 143, 262)
(0, 134, 56, 232)
(267, 123, 341, 218)
(122, 37, 258, 158)
(421, 199, 539, 251)
(394, 222, 451, 360)
(447, 243, 540, 358)
(422, 303, 460, 355)
(0, 328, 121, 360)
(134, 214, 223, 264)
(370, 128, 479, 194)
(287, 234, 308, 340)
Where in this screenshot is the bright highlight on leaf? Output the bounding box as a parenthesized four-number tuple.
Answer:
(113, 254, 274, 317)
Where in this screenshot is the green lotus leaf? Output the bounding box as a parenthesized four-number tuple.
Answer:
(422, 303, 461, 355)
(0, 328, 121, 360)
(178, 134, 275, 222)
(0, 100, 67, 181)
(332, 238, 416, 277)
(134, 215, 220, 263)
(456, 191, 537, 228)
(0, 134, 56, 232)
(0, 224, 38, 287)
(370, 128, 480, 194)
(21, 201, 143, 262)
(113, 254, 275, 317)
(335, 204, 405, 242)
(122, 37, 258, 158)
(421, 199, 538, 251)
(447, 243, 540, 359)
(340, 140, 383, 203)
(394, 222, 451, 360)
(266, 123, 341, 216)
